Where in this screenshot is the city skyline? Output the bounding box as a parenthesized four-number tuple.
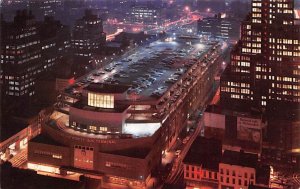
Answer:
(0, 0, 300, 189)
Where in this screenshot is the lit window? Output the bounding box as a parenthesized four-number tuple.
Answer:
(89, 126, 97, 131)
(99, 127, 107, 132)
(52, 154, 62, 159)
(88, 93, 114, 108)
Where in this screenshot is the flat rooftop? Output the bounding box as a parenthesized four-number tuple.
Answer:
(183, 137, 222, 171)
(84, 83, 130, 94)
(108, 147, 150, 159)
(30, 134, 65, 147)
(205, 104, 262, 119)
(221, 150, 258, 168)
(65, 36, 216, 101)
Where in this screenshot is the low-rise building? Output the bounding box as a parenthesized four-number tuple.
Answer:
(203, 105, 264, 154)
(183, 137, 222, 189)
(183, 137, 270, 189)
(219, 150, 257, 189)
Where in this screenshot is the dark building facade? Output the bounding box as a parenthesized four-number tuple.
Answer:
(1, 10, 41, 101)
(39, 16, 71, 73)
(72, 10, 106, 66)
(1, 11, 71, 106)
(129, 5, 159, 24)
(28, 0, 62, 20)
(197, 13, 241, 41)
(0, 11, 72, 152)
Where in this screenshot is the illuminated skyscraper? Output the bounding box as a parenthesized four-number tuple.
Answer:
(72, 10, 106, 65)
(28, 0, 62, 20)
(1, 10, 41, 100)
(221, 0, 300, 112)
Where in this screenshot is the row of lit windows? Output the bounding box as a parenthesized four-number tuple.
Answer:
(6, 90, 33, 96)
(230, 94, 252, 100)
(105, 161, 132, 170)
(269, 45, 299, 51)
(185, 165, 255, 186)
(252, 8, 261, 12)
(255, 67, 270, 72)
(242, 48, 261, 54)
(232, 61, 250, 67)
(269, 56, 282, 61)
(269, 38, 299, 45)
(89, 126, 108, 132)
(42, 43, 56, 50)
(233, 68, 250, 73)
(252, 19, 261, 23)
(220, 176, 254, 187)
(252, 2, 261, 7)
(85, 21, 101, 25)
(232, 55, 250, 61)
(254, 75, 297, 82)
(252, 13, 261, 18)
(222, 87, 251, 94)
(272, 51, 297, 56)
(8, 31, 37, 40)
(277, 3, 290, 8)
(34, 150, 62, 159)
(272, 83, 299, 90)
(253, 37, 261, 42)
(226, 82, 250, 88)
(71, 122, 117, 134)
(87, 93, 114, 108)
(293, 70, 300, 76)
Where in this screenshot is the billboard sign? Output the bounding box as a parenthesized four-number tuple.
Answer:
(237, 117, 262, 143)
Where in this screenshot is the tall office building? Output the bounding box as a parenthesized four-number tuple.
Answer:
(220, 0, 300, 112)
(197, 13, 241, 41)
(1, 10, 41, 101)
(39, 16, 71, 73)
(130, 5, 159, 24)
(28, 0, 62, 20)
(1, 11, 71, 111)
(72, 10, 106, 66)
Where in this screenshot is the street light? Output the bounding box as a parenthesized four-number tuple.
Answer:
(184, 6, 190, 12)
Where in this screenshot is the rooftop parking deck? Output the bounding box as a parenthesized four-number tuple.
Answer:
(64, 36, 217, 101)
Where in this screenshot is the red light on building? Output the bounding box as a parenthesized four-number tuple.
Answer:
(68, 77, 75, 85)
